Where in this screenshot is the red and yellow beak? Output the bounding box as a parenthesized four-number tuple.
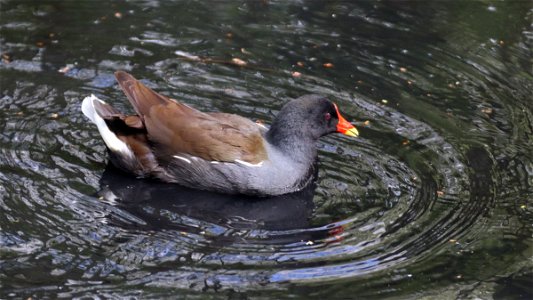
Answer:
(333, 103, 359, 137)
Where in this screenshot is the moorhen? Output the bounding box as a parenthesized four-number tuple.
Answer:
(82, 71, 358, 196)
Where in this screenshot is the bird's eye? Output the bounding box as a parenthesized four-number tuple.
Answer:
(325, 112, 332, 121)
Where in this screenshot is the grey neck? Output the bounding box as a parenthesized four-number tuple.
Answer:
(266, 124, 318, 165)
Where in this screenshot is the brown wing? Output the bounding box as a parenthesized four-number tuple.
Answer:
(114, 71, 267, 164)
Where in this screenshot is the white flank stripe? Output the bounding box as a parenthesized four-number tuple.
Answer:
(234, 159, 264, 167)
(173, 155, 191, 164)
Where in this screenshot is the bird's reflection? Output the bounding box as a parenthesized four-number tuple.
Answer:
(97, 164, 317, 232)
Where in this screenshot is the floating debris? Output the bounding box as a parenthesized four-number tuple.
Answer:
(399, 67, 407, 73)
(2, 53, 12, 63)
(291, 71, 302, 78)
(231, 58, 247, 66)
(114, 12, 122, 19)
(481, 107, 493, 115)
(437, 190, 445, 197)
(58, 64, 74, 74)
(381, 99, 388, 104)
(323, 62, 334, 68)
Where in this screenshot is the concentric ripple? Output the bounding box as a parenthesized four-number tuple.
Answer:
(77, 79, 475, 293)
(1, 1, 531, 299)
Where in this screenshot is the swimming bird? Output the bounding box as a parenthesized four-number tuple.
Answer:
(82, 71, 358, 196)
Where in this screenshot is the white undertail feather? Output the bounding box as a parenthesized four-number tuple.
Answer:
(81, 94, 134, 159)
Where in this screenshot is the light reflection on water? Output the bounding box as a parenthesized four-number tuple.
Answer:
(0, 1, 532, 299)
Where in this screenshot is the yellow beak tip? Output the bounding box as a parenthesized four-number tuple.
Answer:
(344, 127, 359, 137)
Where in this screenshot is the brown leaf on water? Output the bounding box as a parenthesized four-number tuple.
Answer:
(2, 53, 12, 63)
(323, 62, 334, 68)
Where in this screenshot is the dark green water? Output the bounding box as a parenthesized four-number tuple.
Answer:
(1, 1, 532, 299)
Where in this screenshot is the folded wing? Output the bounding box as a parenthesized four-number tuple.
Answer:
(114, 71, 267, 164)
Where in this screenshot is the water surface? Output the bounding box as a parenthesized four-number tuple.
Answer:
(1, 1, 532, 299)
